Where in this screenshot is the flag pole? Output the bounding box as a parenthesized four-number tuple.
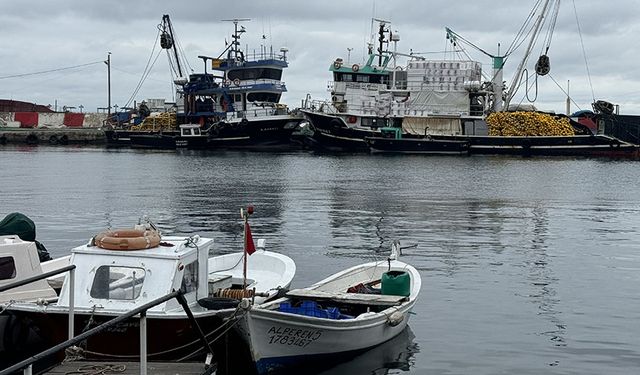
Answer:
(241, 205, 254, 290)
(242, 208, 248, 290)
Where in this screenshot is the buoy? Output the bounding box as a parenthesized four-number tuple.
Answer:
(387, 311, 405, 327)
(93, 229, 161, 251)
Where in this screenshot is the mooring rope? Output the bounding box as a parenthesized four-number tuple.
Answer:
(64, 363, 126, 375)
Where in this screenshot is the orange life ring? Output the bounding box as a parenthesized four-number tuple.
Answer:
(94, 229, 161, 251)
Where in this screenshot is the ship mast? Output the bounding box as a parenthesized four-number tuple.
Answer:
(503, 0, 553, 111)
(222, 18, 251, 62)
(160, 14, 184, 79)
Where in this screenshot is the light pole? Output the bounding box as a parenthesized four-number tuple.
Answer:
(105, 52, 111, 116)
(347, 48, 353, 63)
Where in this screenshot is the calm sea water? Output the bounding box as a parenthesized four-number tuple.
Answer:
(2, 146, 640, 375)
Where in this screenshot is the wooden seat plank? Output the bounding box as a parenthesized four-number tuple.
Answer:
(285, 288, 407, 306)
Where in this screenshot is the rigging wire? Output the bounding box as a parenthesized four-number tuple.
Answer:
(549, 73, 584, 112)
(170, 25, 193, 74)
(504, 0, 544, 57)
(540, 0, 561, 54)
(572, 0, 595, 103)
(122, 33, 163, 109)
(0, 61, 103, 80)
(128, 49, 163, 107)
(524, 68, 539, 102)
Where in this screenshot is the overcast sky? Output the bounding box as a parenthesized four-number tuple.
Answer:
(1, 0, 639, 115)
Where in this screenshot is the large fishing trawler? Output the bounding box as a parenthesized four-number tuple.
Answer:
(105, 16, 304, 150)
(299, 3, 639, 158)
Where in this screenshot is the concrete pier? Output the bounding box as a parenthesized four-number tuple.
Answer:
(0, 128, 106, 145)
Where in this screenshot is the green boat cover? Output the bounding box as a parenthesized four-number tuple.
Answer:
(0, 212, 52, 261)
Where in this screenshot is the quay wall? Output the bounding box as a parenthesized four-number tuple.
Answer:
(0, 111, 107, 145)
(0, 128, 105, 145)
(0, 111, 108, 128)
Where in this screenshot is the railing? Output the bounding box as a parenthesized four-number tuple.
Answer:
(0, 273, 213, 375)
(0, 264, 76, 375)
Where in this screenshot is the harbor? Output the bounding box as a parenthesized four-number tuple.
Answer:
(2, 7, 640, 157)
(3, 1, 640, 374)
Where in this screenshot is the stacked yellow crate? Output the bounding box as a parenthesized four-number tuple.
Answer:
(131, 112, 177, 131)
(486, 112, 575, 136)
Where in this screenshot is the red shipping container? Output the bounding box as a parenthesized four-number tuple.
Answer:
(64, 113, 85, 127)
(14, 112, 38, 128)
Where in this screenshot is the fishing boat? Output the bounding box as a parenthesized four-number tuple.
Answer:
(0, 235, 70, 369)
(236, 241, 420, 375)
(1, 211, 296, 363)
(106, 15, 304, 150)
(299, 4, 639, 158)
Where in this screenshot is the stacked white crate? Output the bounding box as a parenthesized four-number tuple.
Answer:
(406, 60, 481, 92)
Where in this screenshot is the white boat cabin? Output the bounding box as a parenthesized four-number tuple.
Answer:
(180, 124, 202, 137)
(0, 235, 58, 303)
(56, 236, 213, 313)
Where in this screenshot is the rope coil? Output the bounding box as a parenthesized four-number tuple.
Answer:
(214, 288, 254, 299)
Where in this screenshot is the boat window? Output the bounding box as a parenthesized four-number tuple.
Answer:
(90, 266, 146, 300)
(180, 261, 198, 294)
(227, 68, 282, 81)
(356, 75, 370, 83)
(341, 74, 353, 82)
(247, 92, 280, 103)
(0, 256, 16, 280)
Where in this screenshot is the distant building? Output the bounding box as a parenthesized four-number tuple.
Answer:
(0, 100, 54, 113)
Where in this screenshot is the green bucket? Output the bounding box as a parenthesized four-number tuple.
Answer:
(381, 270, 411, 296)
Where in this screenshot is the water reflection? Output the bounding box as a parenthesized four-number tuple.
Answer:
(315, 327, 419, 375)
(3, 149, 640, 374)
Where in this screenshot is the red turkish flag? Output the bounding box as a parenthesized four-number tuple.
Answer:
(245, 222, 256, 255)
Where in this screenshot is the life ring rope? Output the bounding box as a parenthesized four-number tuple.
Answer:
(94, 229, 161, 251)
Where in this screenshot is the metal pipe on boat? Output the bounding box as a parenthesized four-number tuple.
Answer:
(140, 311, 147, 375)
(174, 292, 214, 363)
(68, 268, 75, 341)
(0, 264, 76, 294)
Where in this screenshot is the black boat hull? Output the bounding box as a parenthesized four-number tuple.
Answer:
(302, 110, 375, 152)
(106, 116, 304, 151)
(366, 136, 470, 155)
(304, 110, 639, 158)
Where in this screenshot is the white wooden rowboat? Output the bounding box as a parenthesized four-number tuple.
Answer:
(238, 242, 421, 374)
